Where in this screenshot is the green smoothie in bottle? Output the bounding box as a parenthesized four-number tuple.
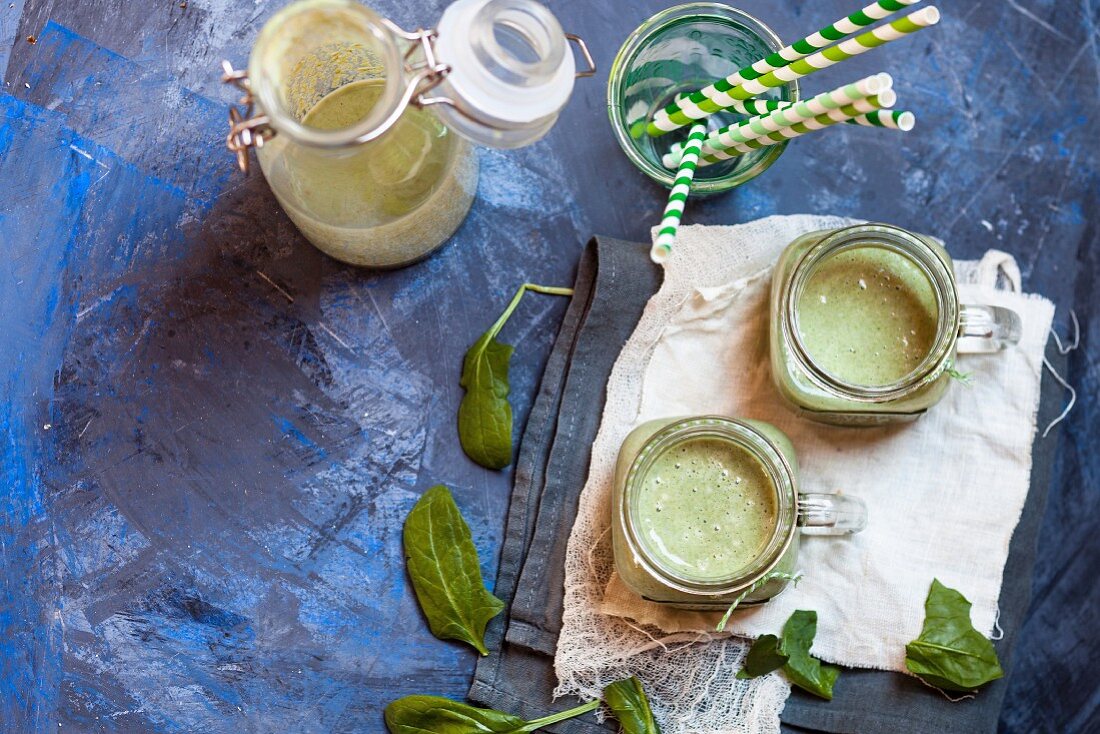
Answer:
(299, 79, 462, 220)
(261, 77, 476, 267)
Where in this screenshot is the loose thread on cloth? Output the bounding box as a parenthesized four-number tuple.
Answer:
(1041, 357, 1076, 438)
(1041, 310, 1079, 437)
(990, 606, 1004, 641)
(1050, 310, 1080, 354)
(914, 674, 978, 703)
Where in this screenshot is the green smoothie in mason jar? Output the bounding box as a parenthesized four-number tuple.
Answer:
(796, 245, 941, 387)
(612, 416, 866, 610)
(770, 223, 1022, 425)
(634, 435, 781, 582)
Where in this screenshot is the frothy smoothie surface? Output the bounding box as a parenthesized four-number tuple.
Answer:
(635, 437, 779, 582)
(796, 245, 940, 387)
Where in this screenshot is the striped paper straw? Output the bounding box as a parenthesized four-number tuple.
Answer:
(663, 74, 891, 167)
(664, 104, 912, 165)
(665, 103, 915, 164)
(647, 5, 940, 136)
(850, 109, 916, 130)
(698, 91, 896, 165)
(651, 124, 707, 264)
(647, 0, 922, 135)
(661, 99, 789, 162)
(703, 74, 892, 148)
(719, 99, 915, 133)
(724, 98, 789, 117)
(704, 98, 911, 128)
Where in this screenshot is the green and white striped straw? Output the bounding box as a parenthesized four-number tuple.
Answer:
(647, 0, 922, 135)
(712, 98, 911, 128)
(850, 109, 916, 130)
(661, 98, 783, 163)
(664, 99, 913, 165)
(647, 4, 940, 136)
(697, 91, 896, 165)
(665, 102, 916, 164)
(724, 98, 789, 117)
(663, 74, 892, 167)
(651, 124, 707, 264)
(703, 74, 892, 148)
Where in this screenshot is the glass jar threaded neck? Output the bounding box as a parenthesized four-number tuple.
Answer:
(249, 0, 405, 149)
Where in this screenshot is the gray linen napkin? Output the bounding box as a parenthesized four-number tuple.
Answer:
(470, 236, 661, 732)
(469, 235, 1065, 734)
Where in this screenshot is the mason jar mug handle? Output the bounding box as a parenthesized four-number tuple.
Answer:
(957, 304, 1023, 353)
(797, 494, 868, 536)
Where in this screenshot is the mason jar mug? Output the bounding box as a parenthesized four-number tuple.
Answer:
(769, 223, 1023, 425)
(612, 416, 866, 609)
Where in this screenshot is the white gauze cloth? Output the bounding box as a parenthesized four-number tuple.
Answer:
(553, 215, 1054, 734)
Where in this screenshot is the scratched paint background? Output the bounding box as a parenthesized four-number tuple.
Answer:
(0, 0, 1096, 732)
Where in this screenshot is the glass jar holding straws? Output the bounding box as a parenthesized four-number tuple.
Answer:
(607, 4, 800, 194)
(612, 1, 940, 262)
(222, 0, 594, 269)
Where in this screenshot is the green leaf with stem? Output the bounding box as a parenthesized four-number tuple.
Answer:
(385, 675, 660, 734)
(905, 579, 1003, 693)
(385, 696, 524, 733)
(384, 696, 600, 734)
(458, 284, 573, 469)
(603, 676, 661, 734)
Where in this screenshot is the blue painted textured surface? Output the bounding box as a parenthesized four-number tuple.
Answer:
(0, 1, 1097, 732)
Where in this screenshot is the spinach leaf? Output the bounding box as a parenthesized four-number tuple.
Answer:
(403, 485, 504, 655)
(736, 634, 789, 679)
(384, 695, 600, 734)
(459, 284, 573, 469)
(458, 335, 514, 470)
(602, 676, 660, 734)
(905, 579, 1004, 692)
(385, 696, 526, 733)
(780, 610, 840, 700)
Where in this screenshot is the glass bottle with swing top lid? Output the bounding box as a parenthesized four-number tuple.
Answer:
(222, 0, 594, 269)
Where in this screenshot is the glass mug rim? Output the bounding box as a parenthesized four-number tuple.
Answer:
(249, 0, 406, 149)
(781, 223, 961, 404)
(620, 416, 797, 596)
(606, 2, 800, 193)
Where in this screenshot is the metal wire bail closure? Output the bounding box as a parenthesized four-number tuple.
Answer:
(221, 60, 271, 174)
(566, 34, 596, 78)
(220, 1, 595, 171)
(219, 18, 452, 174)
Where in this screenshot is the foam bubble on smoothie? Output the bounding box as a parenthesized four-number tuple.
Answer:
(796, 245, 939, 387)
(635, 437, 779, 582)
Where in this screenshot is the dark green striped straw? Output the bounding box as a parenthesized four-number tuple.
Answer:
(651, 124, 708, 264)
